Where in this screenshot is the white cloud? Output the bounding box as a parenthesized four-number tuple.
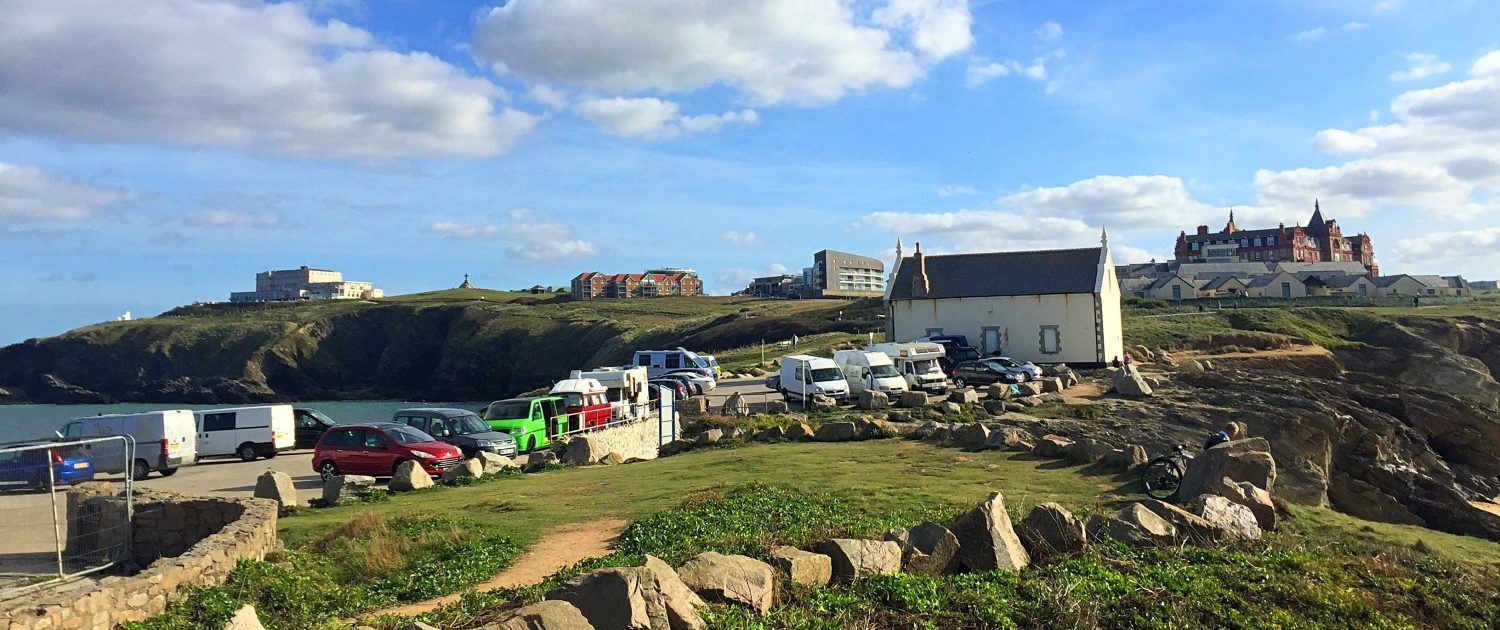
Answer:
(574, 97, 757, 141)
(965, 56, 1049, 88)
(1035, 21, 1064, 42)
(1389, 52, 1451, 82)
(183, 209, 279, 228)
(1294, 21, 1365, 42)
(1312, 129, 1378, 153)
(934, 185, 978, 197)
(857, 209, 1095, 254)
(0, 162, 131, 226)
(427, 209, 598, 261)
(720, 231, 761, 246)
(1374, 0, 1403, 14)
(0, 0, 537, 158)
(1253, 159, 1478, 217)
(472, 0, 972, 107)
(997, 175, 1216, 228)
(715, 264, 791, 290)
(1393, 227, 1500, 263)
(527, 84, 570, 110)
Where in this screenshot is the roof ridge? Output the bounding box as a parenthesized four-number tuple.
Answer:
(912, 246, 1101, 260)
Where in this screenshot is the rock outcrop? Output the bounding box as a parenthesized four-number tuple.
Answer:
(951, 491, 1030, 573)
(813, 539, 902, 582)
(768, 546, 832, 587)
(1016, 503, 1086, 557)
(675, 552, 775, 614)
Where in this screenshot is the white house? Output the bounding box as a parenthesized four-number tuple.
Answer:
(1245, 272, 1308, 299)
(1142, 274, 1198, 301)
(884, 234, 1124, 367)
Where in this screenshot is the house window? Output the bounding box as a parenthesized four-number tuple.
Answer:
(1171, 285, 1182, 300)
(1253, 237, 1262, 247)
(1039, 326, 1061, 355)
(1268, 236, 1276, 246)
(1191, 242, 1200, 251)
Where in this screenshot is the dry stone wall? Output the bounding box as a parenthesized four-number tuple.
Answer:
(569, 415, 676, 462)
(0, 488, 279, 629)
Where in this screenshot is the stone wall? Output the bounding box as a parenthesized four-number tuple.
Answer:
(579, 414, 677, 462)
(0, 488, 279, 629)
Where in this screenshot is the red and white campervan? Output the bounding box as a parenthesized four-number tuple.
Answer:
(549, 372, 612, 431)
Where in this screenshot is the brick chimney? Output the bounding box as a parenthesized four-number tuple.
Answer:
(911, 242, 929, 298)
(1197, 225, 1210, 236)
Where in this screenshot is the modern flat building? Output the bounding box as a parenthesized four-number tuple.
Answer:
(229, 266, 383, 302)
(743, 274, 795, 298)
(784, 249, 886, 298)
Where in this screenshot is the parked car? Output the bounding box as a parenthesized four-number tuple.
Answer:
(482, 396, 568, 453)
(650, 378, 689, 400)
(293, 407, 337, 449)
(951, 360, 1025, 388)
(59, 410, 197, 479)
(392, 408, 519, 458)
(0, 442, 94, 491)
(312, 422, 462, 480)
(699, 354, 722, 379)
(662, 370, 716, 395)
(192, 405, 295, 462)
(982, 357, 1043, 381)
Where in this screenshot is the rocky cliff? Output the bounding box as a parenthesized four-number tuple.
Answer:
(0, 293, 878, 404)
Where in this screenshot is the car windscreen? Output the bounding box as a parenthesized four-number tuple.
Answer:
(692, 356, 709, 368)
(449, 414, 491, 435)
(303, 409, 336, 426)
(913, 359, 941, 374)
(811, 367, 844, 382)
(988, 358, 1020, 368)
(953, 348, 980, 360)
(870, 365, 899, 378)
(386, 426, 433, 444)
(485, 400, 531, 419)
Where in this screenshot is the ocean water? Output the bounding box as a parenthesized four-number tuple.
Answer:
(0, 400, 489, 444)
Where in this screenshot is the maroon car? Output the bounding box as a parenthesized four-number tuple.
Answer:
(313, 422, 462, 480)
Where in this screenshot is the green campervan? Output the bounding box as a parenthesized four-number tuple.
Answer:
(482, 396, 567, 453)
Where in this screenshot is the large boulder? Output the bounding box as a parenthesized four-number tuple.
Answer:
(1037, 378, 1064, 394)
(857, 390, 890, 410)
(985, 428, 1034, 451)
(548, 567, 670, 629)
(952, 423, 991, 449)
(1217, 478, 1277, 531)
(1017, 503, 1086, 557)
(525, 450, 560, 473)
(389, 460, 435, 492)
(898, 522, 962, 576)
(941, 401, 964, 415)
(1086, 504, 1177, 547)
(721, 392, 750, 416)
(643, 555, 707, 630)
(1177, 437, 1277, 500)
(986, 383, 1013, 400)
(1062, 372, 1081, 388)
(1032, 435, 1072, 458)
(1015, 382, 1045, 397)
(951, 491, 1030, 573)
(253, 470, 298, 508)
(561, 436, 608, 465)
(1101, 445, 1149, 472)
(441, 457, 485, 483)
(1137, 499, 1225, 544)
(1111, 370, 1154, 397)
(485, 600, 595, 630)
(766, 400, 790, 414)
(814, 421, 860, 442)
(784, 423, 814, 440)
(321, 474, 376, 504)
(474, 451, 517, 474)
(900, 391, 930, 408)
(1187, 495, 1262, 541)
(768, 546, 832, 587)
(811, 394, 840, 411)
(675, 552, 775, 614)
(949, 388, 980, 405)
(1063, 438, 1114, 464)
(753, 426, 785, 442)
(982, 400, 1009, 416)
(1179, 359, 1206, 374)
(813, 539, 902, 582)
(695, 429, 724, 446)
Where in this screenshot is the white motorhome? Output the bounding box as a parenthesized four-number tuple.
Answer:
(193, 405, 295, 462)
(775, 354, 850, 403)
(59, 410, 198, 479)
(868, 342, 951, 394)
(631, 348, 714, 379)
(580, 366, 652, 419)
(832, 350, 908, 396)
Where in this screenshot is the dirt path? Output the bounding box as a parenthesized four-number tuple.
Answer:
(1176, 344, 1334, 361)
(367, 517, 628, 620)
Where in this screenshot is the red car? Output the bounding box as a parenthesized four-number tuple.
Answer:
(312, 422, 463, 480)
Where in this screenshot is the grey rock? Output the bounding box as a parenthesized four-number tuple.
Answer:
(561, 437, 607, 465)
(813, 538, 902, 582)
(253, 470, 298, 508)
(811, 394, 840, 411)
(1087, 504, 1177, 547)
(949, 388, 980, 405)
(982, 400, 1009, 415)
(952, 423, 991, 449)
(525, 450, 560, 473)
(223, 605, 265, 630)
(484, 600, 597, 630)
(1137, 498, 1225, 544)
(814, 421, 860, 442)
(643, 555, 707, 630)
(474, 450, 517, 473)
(768, 546, 832, 587)
(1177, 437, 1277, 500)
(941, 401, 964, 415)
(721, 392, 750, 416)
(857, 390, 890, 410)
(984, 427, 1034, 451)
(951, 491, 1030, 573)
(695, 429, 724, 446)
(389, 460, 435, 492)
(766, 400, 790, 414)
(1111, 370, 1155, 397)
(986, 383, 1014, 400)
(547, 566, 669, 630)
(753, 426, 784, 442)
(900, 522, 961, 576)
(1064, 438, 1114, 464)
(676, 552, 775, 614)
(1188, 495, 1263, 541)
(1101, 445, 1149, 472)
(1017, 502, 1086, 557)
(1217, 477, 1277, 531)
(784, 423, 814, 439)
(441, 457, 485, 483)
(321, 474, 375, 504)
(1032, 435, 1073, 458)
(900, 391, 930, 408)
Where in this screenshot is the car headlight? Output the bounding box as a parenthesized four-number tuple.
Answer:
(475, 440, 493, 447)
(412, 451, 436, 459)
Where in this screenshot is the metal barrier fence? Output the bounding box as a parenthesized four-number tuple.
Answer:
(0, 436, 134, 596)
(546, 390, 677, 446)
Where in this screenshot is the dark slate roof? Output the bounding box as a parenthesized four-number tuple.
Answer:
(1199, 275, 1247, 291)
(888, 247, 1102, 301)
(1245, 273, 1301, 289)
(1147, 275, 1190, 290)
(1374, 275, 1412, 287)
(1184, 227, 1284, 244)
(1321, 275, 1371, 289)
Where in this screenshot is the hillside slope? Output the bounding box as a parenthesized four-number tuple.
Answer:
(0, 290, 880, 404)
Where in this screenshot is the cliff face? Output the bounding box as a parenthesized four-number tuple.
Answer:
(0, 295, 877, 404)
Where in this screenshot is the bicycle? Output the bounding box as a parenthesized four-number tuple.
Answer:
(1141, 444, 1189, 501)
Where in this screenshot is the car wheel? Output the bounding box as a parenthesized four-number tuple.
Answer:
(318, 460, 339, 481)
(264, 449, 278, 460)
(954, 377, 966, 388)
(237, 443, 258, 462)
(527, 436, 537, 453)
(158, 467, 179, 477)
(132, 459, 151, 480)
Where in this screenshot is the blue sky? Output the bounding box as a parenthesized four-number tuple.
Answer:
(3, 0, 1499, 345)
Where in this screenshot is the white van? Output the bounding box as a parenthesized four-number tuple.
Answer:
(775, 354, 850, 403)
(59, 410, 198, 479)
(193, 405, 295, 462)
(833, 350, 908, 396)
(868, 342, 952, 394)
(631, 348, 714, 379)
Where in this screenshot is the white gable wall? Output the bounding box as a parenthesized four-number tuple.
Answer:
(890, 293, 1114, 365)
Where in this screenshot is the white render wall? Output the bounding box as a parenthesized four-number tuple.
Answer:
(890, 292, 1120, 365)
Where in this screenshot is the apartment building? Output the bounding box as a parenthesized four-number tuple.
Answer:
(229, 266, 383, 302)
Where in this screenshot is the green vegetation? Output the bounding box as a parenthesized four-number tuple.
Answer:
(714, 331, 874, 373)
(1122, 302, 1498, 351)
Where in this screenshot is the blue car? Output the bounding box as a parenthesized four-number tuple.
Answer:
(0, 442, 95, 491)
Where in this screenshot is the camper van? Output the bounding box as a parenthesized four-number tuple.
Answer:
(772, 354, 850, 403)
(192, 405, 296, 462)
(59, 410, 198, 479)
(631, 348, 714, 380)
(868, 342, 952, 394)
(483, 396, 567, 453)
(550, 373, 612, 430)
(579, 366, 651, 420)
(832, 350, 908, 396)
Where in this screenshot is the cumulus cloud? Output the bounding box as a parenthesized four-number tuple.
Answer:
(574, 97, 756, 141)
(965, 56, 1049, 88)
(720, 231, 761, 246)
(0, 0, 537, 158)
(0, 162, 131, 227)
(1253, 159, 1478, 217)
(183, 209, 279, 228)
(1393, 227, 1500, 263)
(427, 209, 598, 261)
(1389, 52, 1451, 82)
(996, 175, 1218, 227)
(471, 0, 972, 107)
(1311, 129, 1378, 154)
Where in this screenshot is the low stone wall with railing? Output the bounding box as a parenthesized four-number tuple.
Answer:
(0, 487, 279, 629)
